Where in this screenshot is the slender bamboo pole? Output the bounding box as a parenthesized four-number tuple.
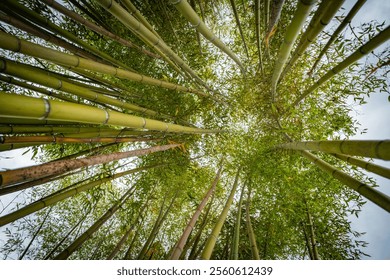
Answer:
(232, 183, 245, 260)
(201, 168, 240, 259)
(332, 153, 390, 180)
(245, 185, 260, 259)
(298, 150, 390, 212)
(278, 140, 390, 160)
(309, 0, 367, 75)
(170, 159, 223, 259)
(255, 0, 264, 73)
(40, 0, 160, 59)
(53, 184, 136, 259)
(265, 0, 286, 46)
(0, 92, 222, 134)
(304, 199, 320, 260)
(0, 163, 163, 227)
(169, 0, 245, 72)
(0, 31, 208, 98)
(291, 25, 390, 107)
(0, 143, 179, 188)
(270, 0, 317, 100)
(229, 0, 249, 59)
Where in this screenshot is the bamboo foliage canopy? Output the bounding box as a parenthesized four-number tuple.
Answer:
(0, 0, 389, 260)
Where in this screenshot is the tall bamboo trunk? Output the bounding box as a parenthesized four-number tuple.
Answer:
(232, 184, 246, 260)
(245, 185, 260, 259)
(170, 159, 223, 259)
(0, 144, 179, 188)
(201, 168, 240, 259)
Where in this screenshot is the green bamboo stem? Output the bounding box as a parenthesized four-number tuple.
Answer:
(0, 11, 102, 63)
(332, 153, 390, 180)
(232, 183, 245, 260)
(0, 164, 162, 227)
(298, 150, 390, 212)
(2, 0, 132, 70)
(304, 199, 320, 260)
(229, 0, 249, 59)
(301, 221, 314, 260)
(0, 117, 76, 126)
(270, 0, 317, 100)
(0, 58, 182, 121)
(68, 0, 111, 31)
(40, 0, 160, 59)
(0, 142, 179, 188)
(120, 0, 161, 39)
(201, 168, 240, 259)
(278, 140, 390, 160)
(265, 0, 270, 29)
(170, 0, 244, 72)
(246, 185, 260, 259)
(0, 31, 207, 98)
(53, 184, 136, 259)
(309, 0, 367, 76)
(281, 0, 344, 78)
(291, 25, 390, 107)
(0, 135, 156, 145)
(170, 159, 223, 259)
(265, 0, 285, 46)
(96, 0, 217, 96)
(0, 92, 221, 135)
(254, 0, 264, 73)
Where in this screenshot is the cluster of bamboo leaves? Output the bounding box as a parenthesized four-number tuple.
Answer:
(0, 0, 389, 260)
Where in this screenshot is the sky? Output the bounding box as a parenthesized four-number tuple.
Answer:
(0, 0, 389, 260)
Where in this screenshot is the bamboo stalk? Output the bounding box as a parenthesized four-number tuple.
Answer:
(2, 0, 132, 70)
(170, 159, 223, 259)
(291, 25, 390, 107)
(309, 0, 368, 76)
(332, 153, 390, 180)
(41, 0, 160, 59)
(201, 168, 240, 259)
(278, 140, 390, 160)
(270, 0, 317, 100)
(0, 31, 208, 98)
(255, 0, 264, 73)
(229, 0, 249, 59)
(0, 92, 222, 134)
(0, 143, 179, 188)
(265, 0, 286, 47)
(298, 150, 390, 212)
(246, 185, 260, 259)
(53, 184, 136, 259)
(0, 164, 162, 227)
(0, 57, 185, 122)
(304, 199, 320, 260)
(96, 0, 217, 96)
(281, 0, 344, 79)
(232, 183, 245, 260)
(169, 0, 245, 72)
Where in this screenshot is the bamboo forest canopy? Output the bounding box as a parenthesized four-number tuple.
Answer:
(0, 0, 389, 260)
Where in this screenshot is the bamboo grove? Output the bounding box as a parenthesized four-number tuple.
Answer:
(0, 0, 389, 260)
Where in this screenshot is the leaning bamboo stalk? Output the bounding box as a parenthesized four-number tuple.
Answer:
(229, 0, 249, 59)
(332, 153, 390, 180)
(170, 160, 223, 259)
(0, 117, 76, 126)
(270, 0, 317, 100)
(298, 150, 390, 212)
(53, 184, 136, 259)
(304, 199, 320, 260)
(291, 25, 390, 107)
(2, 0, 132, 70)
(265, 0, 286, 47)
(278, 140, 390, 160)
(254, 0, 264, 73)
(232, 184, 245, 260)
(0, 12, 102, 63)
(169, 0, 244, 72)
(0, 164, 163, 227)
(0, 31, 208, 98)
(96, 0, 217, 95)
(201, 168, 240, 259)
(0, 92, 221, 135)
(246, 185, 260, 259)
(0, 143, 179, 188)
(0, 135, 157, 145)
(309, 0, 367, 75)
(40, 0, 160, 59)
(0, 58, 183, 121)
(281, 0, 344, 78)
